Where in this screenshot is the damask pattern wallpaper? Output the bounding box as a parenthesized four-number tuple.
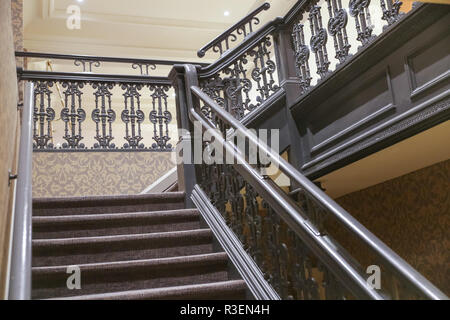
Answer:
(33, 152, 175, 198)
(11, 0, 23, 51)
(334, 159, 450, 295)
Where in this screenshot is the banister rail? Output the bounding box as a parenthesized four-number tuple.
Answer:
(15, 51, 208, 67)
(16, 51, 208, 74)
(9, 82, 34, 300)
(180, 64, 448, 300)
(197, 2, 271, 58)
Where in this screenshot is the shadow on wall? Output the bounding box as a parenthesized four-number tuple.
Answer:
(333, 159, 450, 295)
(32, 152, 175, 198)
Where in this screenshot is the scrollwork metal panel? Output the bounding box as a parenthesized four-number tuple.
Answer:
(309, 5, 330, 79)
(121, 84, 145, 149)
(380, 0, 403, 27)
(33, 81, 55, 149)
(60, 82, 86, 149)
(292, 23, 312, 93)
(349, 0, 375, 46)
(149, 84, 172, 151)
(200, 36, 279, 121)
(91, 82, 116, 149)
(327, 0, 351, 64)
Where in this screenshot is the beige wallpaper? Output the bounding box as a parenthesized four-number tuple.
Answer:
(33, 152, 175, 198)
(332, 159, 450, 296)
(11, 0, 23, 52)
(1, 0, 21, 299)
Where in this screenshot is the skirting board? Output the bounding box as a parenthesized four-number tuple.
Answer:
(191, 185, 280, 300)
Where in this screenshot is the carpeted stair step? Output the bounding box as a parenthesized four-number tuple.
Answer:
(33, 192, 185, 216)
(32, 252, 230, 299)
(47, 280, 248, 300)
(33, 229, 214, 267)
(33, 209, 201, 239)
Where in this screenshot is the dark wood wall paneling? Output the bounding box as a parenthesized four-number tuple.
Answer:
(286, 5, 450, 179)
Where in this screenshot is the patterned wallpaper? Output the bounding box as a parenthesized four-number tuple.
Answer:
(33, 152, 175, 198)
(11, 0, 23, 102)
(11, 0, 23, 51)
(333, 159, 450, 296)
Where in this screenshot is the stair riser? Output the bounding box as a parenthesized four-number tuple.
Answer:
(33, 221, 201, 239)
(33, 265, 228, 299)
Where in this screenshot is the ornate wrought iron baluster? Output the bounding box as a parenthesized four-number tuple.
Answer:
(244, 182, 262, 263)
(149, 85, 172, 151)
(32, 81, 55, 150)
(91, 82, 116, 149)
(327, 0, 351, 64)
(292, 23, 312, 93)
(199, 76, 225, 121)
(60, 82, 86, 149)
(309, 5, 330, 79)
(121, 84, 145, 149)
(349, 0, 375, 46)
(380, 0, 403, 27)
(223, 57, 252, 119)
(249, 37, 278, 109)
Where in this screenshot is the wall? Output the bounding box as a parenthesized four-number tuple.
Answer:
(0, 0, 21, 299)
(32, 152, 175, 198)
(333, 159, 450, 296)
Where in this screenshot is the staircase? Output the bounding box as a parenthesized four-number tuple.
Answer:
(31, 192, 247, 300)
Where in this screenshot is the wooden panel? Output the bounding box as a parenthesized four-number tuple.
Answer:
(0, 0, 20, 298)
(289, 7, 450, 179)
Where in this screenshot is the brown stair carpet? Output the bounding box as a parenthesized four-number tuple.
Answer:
(32, 193, 247, 300)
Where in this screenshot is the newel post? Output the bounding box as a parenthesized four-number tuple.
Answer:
(272, 22, 306, 176)
(169, 65, 200, 208)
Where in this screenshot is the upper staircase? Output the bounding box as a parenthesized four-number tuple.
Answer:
(31, 193, 247, 300)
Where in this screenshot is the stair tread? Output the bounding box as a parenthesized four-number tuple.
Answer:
(47, 280, 247, 300)
(33, 252, 228, 275)
(33, 209, 200, 224)
(33, 192, 186, 208)
(33, 229, 213, 248)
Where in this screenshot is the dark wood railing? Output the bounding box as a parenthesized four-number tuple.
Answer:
(172, 63, 448, 300)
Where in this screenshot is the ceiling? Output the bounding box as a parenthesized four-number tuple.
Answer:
(318, 120, 450, 199)
(23, 0, 298, 62)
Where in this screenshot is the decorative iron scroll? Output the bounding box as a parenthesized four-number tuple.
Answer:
(121, 84, 145, 149)
(199, 36, 280, 121)
(31, 80, 175, 152)
(132, 63, 157, 76)
(197, 2, 271, 58)
(349, 0, 375, 46)
(60, 82, 86, 149)
(33, 81, 55, 149)
(74, 59, 101, 73)
(92, 83, 116, 149)
(326, 0, 351, 64)
(380, 0, 403, 27)
(309, 5, 330, 79)
(292, 23, 312, 93)
(149, 84, 172, 151)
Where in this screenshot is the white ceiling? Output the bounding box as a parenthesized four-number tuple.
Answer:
(24, 0, 298, 62)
